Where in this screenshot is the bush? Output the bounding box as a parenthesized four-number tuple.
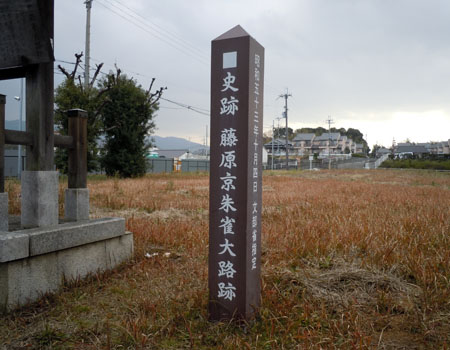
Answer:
(381, 159, 450, 170)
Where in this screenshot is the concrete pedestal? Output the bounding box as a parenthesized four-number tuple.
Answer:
(65, 188, 89, 221)
(21, 171, 59, 228)
(0, 192, 7, 232)
(0, 217, 132, 312)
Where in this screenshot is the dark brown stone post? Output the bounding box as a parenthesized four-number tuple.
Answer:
(67, 109, 88, 189)
(209, 25, 265, 321)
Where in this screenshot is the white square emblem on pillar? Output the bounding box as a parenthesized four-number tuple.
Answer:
(223, 52, 237, 69)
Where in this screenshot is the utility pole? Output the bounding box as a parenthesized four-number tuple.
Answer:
(84, 0, 93, 90)
(271, 120, 275, 170)
(14, 79, 24, 179)
(326, 116, 334, 170)
(206, 124, 209, 159)
(18, 78, 24, 178)
(279, 89, 292, 170)
(276, 116, 282, 168)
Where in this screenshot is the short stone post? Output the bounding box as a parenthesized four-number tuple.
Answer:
(65, 109, 89, 221)
(0, 94, 8, 231)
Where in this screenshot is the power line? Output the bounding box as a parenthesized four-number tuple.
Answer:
(55, 59, 76, 65)
(95, 0, 209, 66)
(159, 106, 184, 110)
(55, 57, 211, 121)
(107, 0, 208, 60)
(160, 97, 210, 116)
(56, 57, 278, 128)
(90, 56, 152, 80)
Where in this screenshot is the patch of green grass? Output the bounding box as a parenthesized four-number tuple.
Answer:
(34, 324, 67, 347)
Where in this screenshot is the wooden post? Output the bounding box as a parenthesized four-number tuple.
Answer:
(0, 94, 5, 193)
(67, 109, 87, 189)
(25, 0, 54, 171)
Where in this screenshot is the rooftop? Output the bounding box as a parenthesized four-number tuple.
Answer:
(315, 133, 341, 141)
(156, 149, 189, 159)
(292, 133, 315, 142)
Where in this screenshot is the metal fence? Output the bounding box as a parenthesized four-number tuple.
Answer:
(146, 158, 174, 173)
(4, 156, 25, 177)
(181, 159, 210, 172)
(3, 148, 25, 178)
(298, 157, 370, 170)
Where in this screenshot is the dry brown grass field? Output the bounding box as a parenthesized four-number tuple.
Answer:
(1, 169, 449, 349)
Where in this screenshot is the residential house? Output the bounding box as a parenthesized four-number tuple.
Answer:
(354, 143, 364, 154)
(292, 133, 315, 155)
(291, 132, 359, 156)
(311, 133, 339, 156)
(426, 140, 450, 155)
(156, 149, 190, 159)
(395, 141, 450, 157)
(376, 147, 391, 157)
(264, 138, 294, 156)
(394, 144, 429, 158)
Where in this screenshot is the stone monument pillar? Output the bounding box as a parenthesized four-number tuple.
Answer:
(209, 25, 265, 321)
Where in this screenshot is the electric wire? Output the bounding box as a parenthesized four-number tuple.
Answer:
(105, 0, 208, 60)
(55, 58, 211, 118)
(160, 97, 210, 117)
(95, 0, 209, 66)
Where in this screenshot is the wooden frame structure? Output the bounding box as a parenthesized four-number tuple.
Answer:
(0, 0, 87, 223)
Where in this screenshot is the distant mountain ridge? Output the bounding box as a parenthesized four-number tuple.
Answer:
(150, 135, 208, 151)
(4, 123, 208, 153)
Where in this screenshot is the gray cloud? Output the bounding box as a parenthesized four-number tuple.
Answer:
(1, 0, 449, 146)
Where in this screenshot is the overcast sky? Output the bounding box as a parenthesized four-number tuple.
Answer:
(1, 0, 450, 148)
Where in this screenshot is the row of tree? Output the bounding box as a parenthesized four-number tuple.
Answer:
(54, 54, 165, 177)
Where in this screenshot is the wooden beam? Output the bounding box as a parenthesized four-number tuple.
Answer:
(4, 130, 33, 146)
(0, 66, 27, 80)
(54, 134, 74, 149)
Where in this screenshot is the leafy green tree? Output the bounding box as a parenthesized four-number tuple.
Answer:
(294, 127, 327, 136)
(54, 53, 104, 173)
(370, 144, 381, 157)
(98, 71, 164, 177)
(274, 127, 294, 139)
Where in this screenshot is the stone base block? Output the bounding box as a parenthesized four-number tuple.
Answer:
(21, 171, 59, 228)
(0, 218, 133, 312)
(65, 188, 89, 221)
(0, 192, 7, 232)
